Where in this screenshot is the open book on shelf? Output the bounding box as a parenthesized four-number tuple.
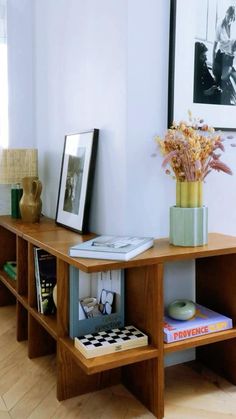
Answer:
(69, 235, 154, 261)
(164, 303, 233, 343)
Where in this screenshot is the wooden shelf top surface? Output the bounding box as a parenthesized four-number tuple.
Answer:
(0, 215, 61, 236)
(1, 215, 236, 272)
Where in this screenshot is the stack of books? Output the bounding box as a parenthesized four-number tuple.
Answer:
(74, 325, 148, 358)
(69, 235, 154, 261)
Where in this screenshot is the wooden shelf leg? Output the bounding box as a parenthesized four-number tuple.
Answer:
(123, 264, 164, 418)
(28, 313, 56, 358)
(57, 341, 120, 400)
(123, 358, 164, 418)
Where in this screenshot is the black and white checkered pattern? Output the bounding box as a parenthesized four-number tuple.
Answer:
(74, 325, 148, 358)
(80, 326, 144, 347)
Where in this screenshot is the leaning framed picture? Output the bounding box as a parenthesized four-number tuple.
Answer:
(69, 267, 124, 338)
(56, 129, 99, 233)
(168, 0, 236, 130)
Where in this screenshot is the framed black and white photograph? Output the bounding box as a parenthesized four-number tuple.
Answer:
(56, 129, 98, 233)
(169, 0, 236, 130)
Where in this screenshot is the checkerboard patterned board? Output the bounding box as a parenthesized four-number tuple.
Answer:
(74, 325, 148, 358)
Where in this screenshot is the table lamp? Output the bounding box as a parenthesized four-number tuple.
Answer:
(0, 148, 38, 218)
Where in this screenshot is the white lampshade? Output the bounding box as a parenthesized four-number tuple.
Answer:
(0, 148, 38, 184)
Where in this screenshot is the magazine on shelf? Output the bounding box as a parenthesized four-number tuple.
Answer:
(74, 325, 148, 358)
(164, 303, 233, 343)
(69, 235, 154, 261)
(34, 248, 57, 315)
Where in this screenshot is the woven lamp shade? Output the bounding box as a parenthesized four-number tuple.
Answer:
(0, 149, 38, 184)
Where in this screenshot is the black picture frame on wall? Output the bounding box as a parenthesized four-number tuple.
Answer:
(56, 129, 99, 234)
(168, 0, 236, 130)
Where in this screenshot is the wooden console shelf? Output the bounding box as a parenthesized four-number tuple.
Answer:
(1, 215, 236, 418)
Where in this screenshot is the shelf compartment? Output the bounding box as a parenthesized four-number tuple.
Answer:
(0, 270, 17, 296)
(60, 337, 158, 375)
(164, 327, 236, 353)
(29, 307, 57, 340)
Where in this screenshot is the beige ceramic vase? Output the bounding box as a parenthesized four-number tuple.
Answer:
(19, 176, 42, 223)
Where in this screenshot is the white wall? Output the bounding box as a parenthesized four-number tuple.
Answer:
(6, 0, 236, 365)
(34, 0, 128, 229)
(0, 0, 35, 216)
(7, 0, 35, 148)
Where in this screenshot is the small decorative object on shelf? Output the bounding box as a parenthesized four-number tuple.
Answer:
(164, 303, 233, 343)
(69, 235, 154, 261)
(157, 112, 233, 246)
(20, 176, 42, 223)
(3, 261, 17, 280)
(74, 325, 148, 359)
(167, 299, 196, 321)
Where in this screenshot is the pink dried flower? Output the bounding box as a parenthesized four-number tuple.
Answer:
(209, 160, 233, 175)
(157, 114, 233, 181)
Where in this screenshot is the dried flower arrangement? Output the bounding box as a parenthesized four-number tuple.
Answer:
(156, 112, 233, 182)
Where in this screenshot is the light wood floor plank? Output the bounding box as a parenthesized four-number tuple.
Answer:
(9, 359, 56, 418)
(0, 412, 11, 419)
(164, 403, 236, 419)
(3, 355, 55, 410)
(0, 397, 7, 411)
(27, 386, 60, 419)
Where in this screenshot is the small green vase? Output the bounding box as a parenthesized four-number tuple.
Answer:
(176, 181, 203, 208)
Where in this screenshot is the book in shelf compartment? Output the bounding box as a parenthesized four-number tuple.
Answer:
(3, 261, 17, 280)
(34, 248, 56, 315)
(69, 235, 154, 261)
(164, 303, 233, 343)
(74, 325, 148, 359)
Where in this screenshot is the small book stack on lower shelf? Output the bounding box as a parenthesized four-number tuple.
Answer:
(164, 303, 233, 343)
(74, 325, 148, 358)
(3, 261, 17, 280)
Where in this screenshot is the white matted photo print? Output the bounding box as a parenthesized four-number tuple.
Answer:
(169, 0, 236, 130)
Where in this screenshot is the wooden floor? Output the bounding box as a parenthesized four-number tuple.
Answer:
(0, 306, 236, 419)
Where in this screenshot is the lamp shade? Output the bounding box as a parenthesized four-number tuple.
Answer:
(0, 149, 38, 184)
